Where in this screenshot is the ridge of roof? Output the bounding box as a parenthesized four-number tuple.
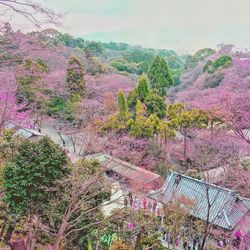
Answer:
(105, 154, 160, 177)
(150, 171, 250, 229)
(169, 171, 237, 195)
(88, 153, 160, 179)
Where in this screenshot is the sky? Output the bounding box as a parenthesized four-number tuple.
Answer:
(2, 0, 250, 52)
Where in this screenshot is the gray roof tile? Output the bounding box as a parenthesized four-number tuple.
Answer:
(150, 171, 250, 230)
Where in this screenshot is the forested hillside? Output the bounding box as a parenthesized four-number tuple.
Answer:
(1, 25, 250, 182)
(1, 23, 250, 250)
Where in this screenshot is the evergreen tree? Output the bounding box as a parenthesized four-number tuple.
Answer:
(167, 103, 208, 159)
(3, 137, 69, 215)
(66, 56, 85, 96)
(127, 75, 150, 110)
(144, 113, 160, 137)
(135, 100, 147, 119)
(127, 88, 138, 110)
(128, 101, 161, 138)
(128, 100, 147, 138)
(158, 121, 176, 145)
(148, 56, 173, 96)
(144, 91, 167, 118)
(137, 74, 150, 102)
(117, 90, 128, 114)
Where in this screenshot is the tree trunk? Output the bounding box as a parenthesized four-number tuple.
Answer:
(95, 228, 104, 250)
(57, 132, 65, 148)
(200, 233, 207, 250)
(210, 119, 214, 140)
(71, 137, 76, 153)
(134, 230, 143, 250)
(183, 129, 187, 160)
(53, 228, 65, 250)
(200, 193, 211, 250)
(4, 220, 18, 243)
(26, 213, 36, 250)
(0, 219, 7, 239)
(53, 215, 70, 250)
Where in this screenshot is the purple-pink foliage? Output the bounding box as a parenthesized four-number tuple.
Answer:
(0, 70, 29, 129)
(189, 133, 240, 171)
(104, 134, 158, 170)
(86, 73, 135, 101)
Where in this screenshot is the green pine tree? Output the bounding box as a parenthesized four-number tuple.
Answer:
(3, 137, 69, 215)
(144, 113, 160, 137)
(117, 90, 128, 114)
(167, 103, 208, 159)
(148, 56, 173, 96)
(127, 75, 150, 110)
(137, 74, 150, 101)
(129, 100, 147, 138)
(144, 91, 167, 118)
(66, 56, 85, 96)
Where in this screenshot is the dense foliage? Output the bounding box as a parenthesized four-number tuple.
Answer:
(148, 56, 173, 96)
(203, 55, 232, 74)
(66, 56, 85, 96)
(1, 25, 250, 250)
(184, 48, 215, 69)
(3, 137, 69, 215)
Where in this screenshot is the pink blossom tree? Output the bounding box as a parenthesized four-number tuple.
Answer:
(189, 133, 240, 171)
(0, 70, 29, 131)
(189, 89, 250, 144)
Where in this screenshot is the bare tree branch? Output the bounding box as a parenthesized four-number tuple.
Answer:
(0, 0, 63, 27)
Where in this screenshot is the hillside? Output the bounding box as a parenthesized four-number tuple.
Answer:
(1, 0, 250, 248)
(1, 28, 250, 250)
(1, 29, 250, 166)
(169, 46, 250, 103)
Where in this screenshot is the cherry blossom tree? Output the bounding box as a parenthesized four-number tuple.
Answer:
(0, 70, 29, 131)
(224, 166, 250, 198)
(189, 134, 240, 172)
(188, 89, 250, 144)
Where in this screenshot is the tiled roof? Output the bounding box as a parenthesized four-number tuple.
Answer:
(14, 128, 44, 138)
(5, 123, 44, 138)
(150, 171, 250, 230)
(87, 153, 160, 184)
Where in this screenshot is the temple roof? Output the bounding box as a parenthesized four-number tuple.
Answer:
(87, 153, 161, 185)
(150, 171, 250, 230)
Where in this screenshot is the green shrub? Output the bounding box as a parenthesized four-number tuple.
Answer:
(48, 96, 66, 116)
(203, 56, 232, 74)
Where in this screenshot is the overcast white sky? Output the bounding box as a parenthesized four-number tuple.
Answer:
(2, 0, 250, 52)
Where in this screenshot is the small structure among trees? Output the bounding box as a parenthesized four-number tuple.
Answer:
(150, 171, 250, 248)
(151, 171, 250, 230)
(87, 153, 162, 192)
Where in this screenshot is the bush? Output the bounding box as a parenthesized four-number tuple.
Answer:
(213, 55, 232, 69)
(111, 58, 137, 73)
(3, 137, 69, 214)
(204, 73, 224, 88)
(110, 239, 132, 250)
(48, 96, 66, 116)
(203, 56, 232, 74)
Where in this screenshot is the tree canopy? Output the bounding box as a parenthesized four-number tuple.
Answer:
(148, 56, 173, 97)
(3, 137, 69, 215)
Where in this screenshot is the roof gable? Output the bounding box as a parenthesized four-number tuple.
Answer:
(87, 153, 160, 184)
(150, 171, 250, 230)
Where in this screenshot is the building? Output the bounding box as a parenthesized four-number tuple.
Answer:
(4, 123, 44, 139)
(150, 171, 250, 231)
(14, 128, 44, 139)
(87, 153, 162, 192)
